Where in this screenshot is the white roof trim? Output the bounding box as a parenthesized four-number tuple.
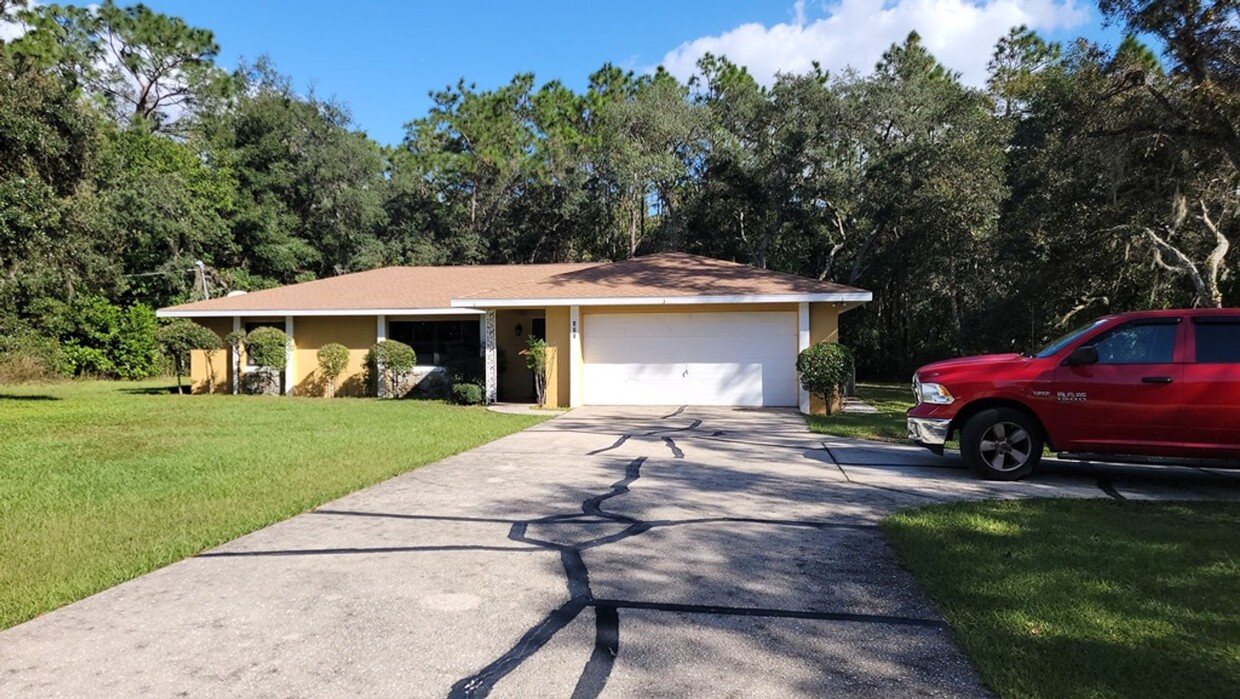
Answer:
(158, 293, 874, 317)
(450, 292, 873, 308)
(156, 307, 486, 318)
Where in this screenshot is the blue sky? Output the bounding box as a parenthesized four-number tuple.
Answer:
(143, 1, 1124, 145)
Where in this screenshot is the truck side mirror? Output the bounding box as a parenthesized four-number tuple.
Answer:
(1064, 345, 1099, 366)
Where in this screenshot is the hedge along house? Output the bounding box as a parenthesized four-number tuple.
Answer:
(156, 253, 871, 413)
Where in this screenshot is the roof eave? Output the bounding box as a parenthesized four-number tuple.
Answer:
(449, 292, 873, 308)
(156, 307, 485, 318)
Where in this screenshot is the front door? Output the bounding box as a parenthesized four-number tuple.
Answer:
(1181, 315, 1240, 459)
(1051, 317, 1186, 455)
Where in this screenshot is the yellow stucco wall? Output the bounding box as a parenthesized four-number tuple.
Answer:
(189, 318, 232, 394)
(292, 316, 377, 397)
(808, 302, 842, 415)
(189, 315, 376, 396)
(543, 307, 570, 408)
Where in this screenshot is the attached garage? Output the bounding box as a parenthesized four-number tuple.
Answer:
(582, 311, 799, 406)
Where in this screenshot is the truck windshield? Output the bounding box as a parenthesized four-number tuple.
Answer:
(1032, 319, 1107, 358)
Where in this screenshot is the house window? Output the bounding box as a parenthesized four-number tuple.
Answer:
(388, 320, 480, 366)
(244, 321, 283, 366)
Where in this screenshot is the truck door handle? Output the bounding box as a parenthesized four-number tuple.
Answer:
(1141, 376, 1173, 384)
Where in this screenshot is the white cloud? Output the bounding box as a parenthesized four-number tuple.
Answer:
(0, 17, 26, 44)
(0, 0, 36, 43)
(659, 0, 1090, 87)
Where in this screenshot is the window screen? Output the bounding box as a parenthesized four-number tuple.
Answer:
(1194, 318, 1240, 364)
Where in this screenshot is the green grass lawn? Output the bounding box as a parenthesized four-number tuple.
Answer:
(0, 380, 546, 630)
(884, 499, 1240, 699)
(805, 382, 913, 442)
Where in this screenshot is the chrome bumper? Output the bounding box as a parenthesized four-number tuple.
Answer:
(907, 417, 950, 446)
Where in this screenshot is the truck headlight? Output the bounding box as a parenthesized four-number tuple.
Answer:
(916, 381, 955, 405)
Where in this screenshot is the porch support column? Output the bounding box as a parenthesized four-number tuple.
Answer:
(376, 315, 387, 398)
(284, 316, 295, 396)
(231, 316, 241, 395)
(569, 305, 582, 408)
(798, 302, 810, 414)
(484, 310, 497, 404)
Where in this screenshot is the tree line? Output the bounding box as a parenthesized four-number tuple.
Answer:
(0, 0, 1235, 380)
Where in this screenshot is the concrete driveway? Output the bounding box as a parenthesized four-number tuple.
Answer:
(4, 406, 1239, 698)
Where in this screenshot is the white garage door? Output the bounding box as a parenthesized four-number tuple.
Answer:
(582, 311, 799, 406)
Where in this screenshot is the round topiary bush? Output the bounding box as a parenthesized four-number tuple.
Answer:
(316, 343, 350, 398)
(796, 341, 855, 414)
(156, 319, 222, 394)
(365, 339, 417, 398)
(451, 382, 483, 405)
(224, 329, 247, 352)
(245, 327, 290, 371)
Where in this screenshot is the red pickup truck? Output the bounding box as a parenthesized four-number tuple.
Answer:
(907, 309, 1240, 479)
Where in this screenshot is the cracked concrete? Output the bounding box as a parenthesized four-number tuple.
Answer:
(3, 406, 1239, 698)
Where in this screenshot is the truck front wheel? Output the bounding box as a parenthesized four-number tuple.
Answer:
(960, 408, 1043, 480)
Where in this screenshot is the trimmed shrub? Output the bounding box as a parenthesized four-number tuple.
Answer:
(316, 343, 350, 398)
(365, 339, 417, 398)
(245, 327, 290, 371)
(796, 341, 855, 414)
(521, 337, 548, 406)
(156, 320, 222, 394)
(451, 382, 483, 405)
(224, 329, 247, 351)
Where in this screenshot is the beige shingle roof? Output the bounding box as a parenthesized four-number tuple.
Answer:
(455, 253, 865, 303)
(158, 253, 869, 316)
(158, 262, 600, 315)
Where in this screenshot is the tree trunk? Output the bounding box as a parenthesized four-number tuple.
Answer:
(820, 242, 845, 281)
(628, 200, 639, 257)
(1200, 202, 1230, 308)
(470, 173, 479, 231)
(849, 226, 883, 286)
(1144, 200, 1230, 308)
(204, 353, 216, 394)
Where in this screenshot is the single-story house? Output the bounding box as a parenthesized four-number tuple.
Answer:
(156, 252, 871, 413)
